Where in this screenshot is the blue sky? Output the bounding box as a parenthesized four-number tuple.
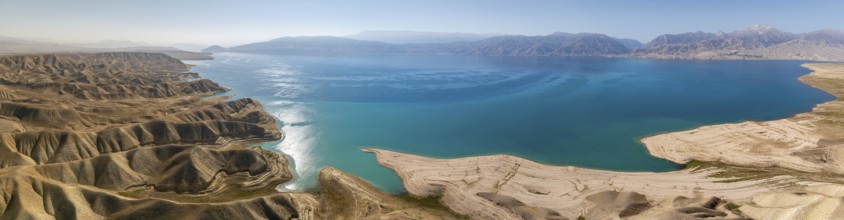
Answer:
(0, 0, 842, 45)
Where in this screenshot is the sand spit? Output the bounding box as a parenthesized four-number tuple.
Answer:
(643, 63, 844, 175)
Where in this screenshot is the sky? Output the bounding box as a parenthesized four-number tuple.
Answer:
(1, 0, 843, 46)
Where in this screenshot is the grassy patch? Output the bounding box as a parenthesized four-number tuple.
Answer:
(725, 202, 743, 215)
(683, 160, 708, 170)
(684, 160, 784, 182)
(118, 188, 145, 198)
(397, 195, 469, 219)
(118, 186, 281, 203)
(398, 195, 447, 210)
(683, 160, 844, 184)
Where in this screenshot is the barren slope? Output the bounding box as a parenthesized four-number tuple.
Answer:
(0, 52, 461, 220)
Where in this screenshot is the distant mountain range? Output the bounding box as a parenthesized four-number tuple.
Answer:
(0, 37, 213, 60)
(216, 36, 404, 54)
(345, 30, 500, 44)
(451, 32, 641, 56)
(633, 25, 844, 61)
(207, 32, 642, 57)
(206, 25, 844, 61)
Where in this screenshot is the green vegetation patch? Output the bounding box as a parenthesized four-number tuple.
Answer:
(118, 186, 281, 203)
(397, 195, 470, 219)
(725, 202, 743, 215)
(683, 160, 844, 184)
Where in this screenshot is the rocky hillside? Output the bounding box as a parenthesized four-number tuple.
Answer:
(0, 52, 462, 219)
(452, 32, 634, 56)
(743, 29, 844, 61)
(220, 36, 405, 54)
(205, 32, 639, 56)
(345, 30, 499, 44)
(0, 37, 212, 60)
(207, 25, 844, 61)
(634, 25, 844, 61)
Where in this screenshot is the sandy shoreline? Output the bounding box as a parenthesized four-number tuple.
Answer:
(643, 63, 844, 175)
(366, 63, 844, 219)
(366, 148, 817, 219)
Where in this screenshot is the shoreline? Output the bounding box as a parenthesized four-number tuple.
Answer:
(205, 52, 830, 193)
(365, 62, 844, 219)
(0, 52, 466, 219)
(642, 63, 844, 174)
(364, 148, 813, 219)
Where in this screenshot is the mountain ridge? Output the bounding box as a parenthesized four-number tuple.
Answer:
(207, 32, 641, 56)
(0, 36, 213, 60)
(345, 30, 500, 44)
(204, 25, 844, 61)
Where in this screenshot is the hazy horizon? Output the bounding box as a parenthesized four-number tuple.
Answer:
(2, 0, 843, 47)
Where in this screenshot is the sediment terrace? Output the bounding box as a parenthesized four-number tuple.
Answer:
(0, 53, 461, 219)
(643, 63, 844, 175)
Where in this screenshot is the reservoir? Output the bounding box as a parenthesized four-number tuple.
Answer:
(188, 53, 833, 194)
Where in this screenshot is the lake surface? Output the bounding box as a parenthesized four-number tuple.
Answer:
(188, 53, 833, 194)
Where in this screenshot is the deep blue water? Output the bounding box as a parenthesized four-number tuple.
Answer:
(187, 53, 833, 194)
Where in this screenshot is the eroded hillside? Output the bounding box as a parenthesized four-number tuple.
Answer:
(0, 53, 461, 220)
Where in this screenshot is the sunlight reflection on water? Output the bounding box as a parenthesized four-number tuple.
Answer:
(272, 101, 318, 191)
(260, 65, 319, 191)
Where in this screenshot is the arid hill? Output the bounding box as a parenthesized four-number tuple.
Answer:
(0, 52, 461, 219)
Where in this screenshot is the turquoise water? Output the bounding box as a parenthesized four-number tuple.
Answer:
(188, 53, 833, 194)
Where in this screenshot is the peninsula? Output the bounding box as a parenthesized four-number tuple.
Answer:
(365, 63, 844, 219)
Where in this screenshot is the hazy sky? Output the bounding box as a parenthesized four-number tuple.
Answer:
(1, 0, 843, 46)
